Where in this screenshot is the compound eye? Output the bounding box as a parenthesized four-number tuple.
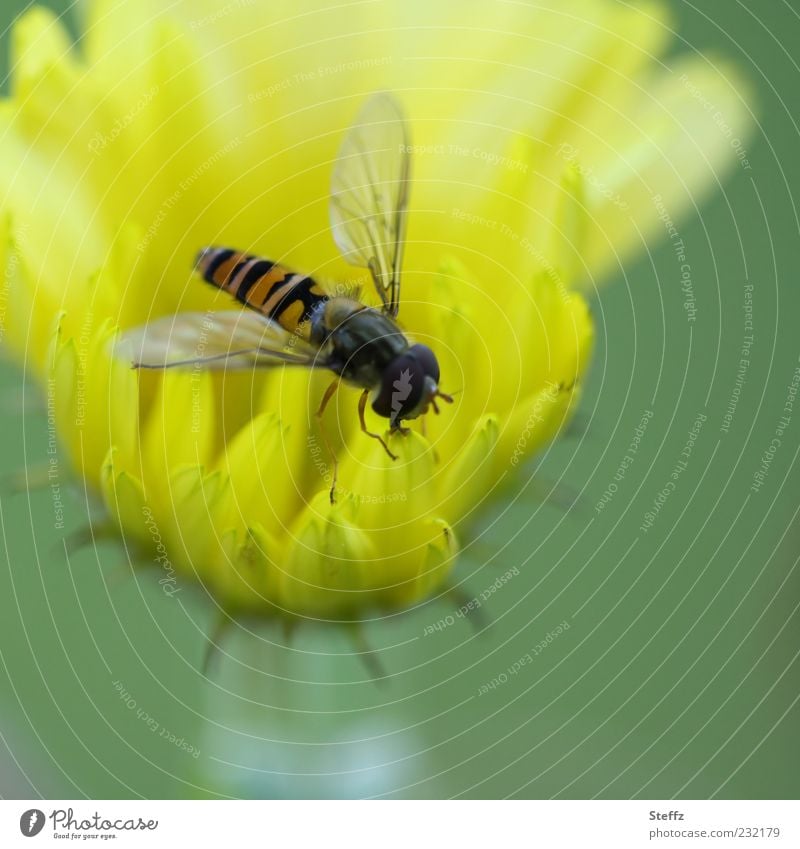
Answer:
(371, 353, 426, 424)
(408, 343, 440, 384)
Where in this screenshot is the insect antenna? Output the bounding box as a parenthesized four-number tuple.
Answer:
(429, 389, 454, 415)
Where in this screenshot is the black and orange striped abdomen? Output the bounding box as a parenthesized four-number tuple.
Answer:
(195, 246, 328, 336)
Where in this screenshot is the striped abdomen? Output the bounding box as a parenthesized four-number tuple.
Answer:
(195, 246, 328, 336)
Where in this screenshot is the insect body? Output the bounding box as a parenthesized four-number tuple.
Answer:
(118, 94, 452, 500)
(194, 247, 328, 340)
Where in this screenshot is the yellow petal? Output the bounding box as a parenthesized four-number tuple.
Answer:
(548, 164, 589, 290)
(11, 7, 76, 100)
(50, 335, 79, 465)
(100, 451, 148, 544)
(212, 412, 291, 537)
(164, 465, 226, 585)
(347, 429, 437, 527)
(441, 415, 500, 526)
(280, 492, 377, 617)
(0, 0, 750, 624)
(414, 517, 459, 604)
(500, 383, 581, 472)
(575, 55, 755, 284)
(141, 370, 216, 493)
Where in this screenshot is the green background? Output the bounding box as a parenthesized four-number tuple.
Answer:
(0, 0, 798, 799)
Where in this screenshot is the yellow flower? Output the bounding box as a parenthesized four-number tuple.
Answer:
(1, 1, 751, 624)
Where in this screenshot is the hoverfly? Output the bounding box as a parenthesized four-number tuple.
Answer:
(118, 93, 453, 501)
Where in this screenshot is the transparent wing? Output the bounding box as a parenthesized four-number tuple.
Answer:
(330, 92, 410, 318)
(114, 310, 329, 371)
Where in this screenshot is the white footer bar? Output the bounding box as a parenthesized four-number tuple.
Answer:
(3, 799, 798, 847)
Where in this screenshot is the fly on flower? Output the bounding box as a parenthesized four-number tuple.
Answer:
(117, 93, 453, 502)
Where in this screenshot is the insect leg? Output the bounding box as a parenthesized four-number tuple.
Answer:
(358, 390, 398, 461)
(316, 378, 341, 504)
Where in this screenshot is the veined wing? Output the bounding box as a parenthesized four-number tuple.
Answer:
(115, 310, 330, 371)
(330, 92, 410, 318)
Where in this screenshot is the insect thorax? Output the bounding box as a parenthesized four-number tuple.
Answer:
(321, 298, 409, 389)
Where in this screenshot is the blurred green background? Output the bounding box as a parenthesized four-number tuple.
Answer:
(0, 0, 798, 799)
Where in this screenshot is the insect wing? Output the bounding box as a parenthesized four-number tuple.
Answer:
(330, 92, 410, 317)
(116, 310, 328, 371)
